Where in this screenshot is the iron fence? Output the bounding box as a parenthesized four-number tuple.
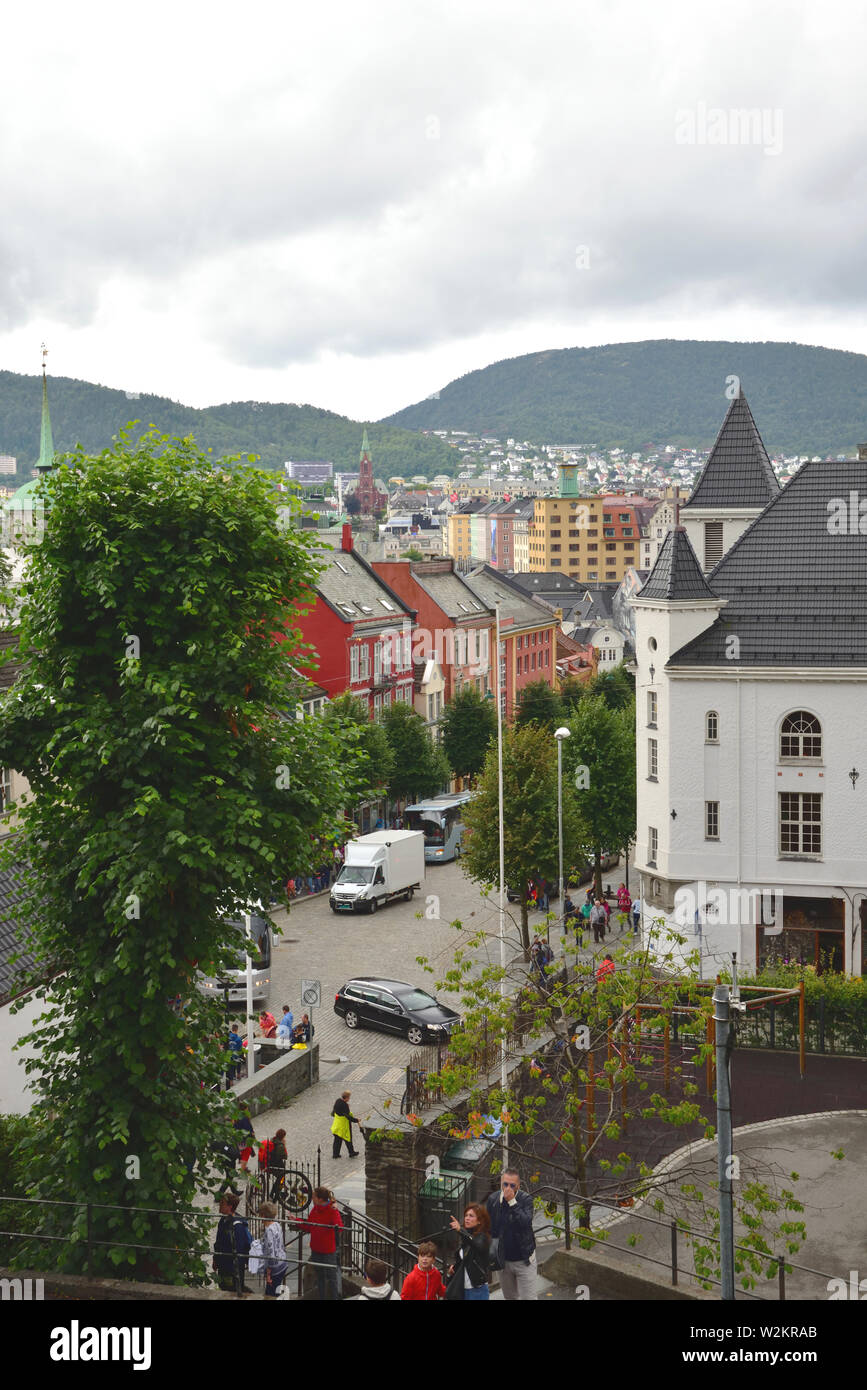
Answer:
(734, 996, 866, 1057)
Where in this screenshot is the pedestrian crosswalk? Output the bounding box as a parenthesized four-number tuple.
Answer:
(326, 1062, 405, 1089)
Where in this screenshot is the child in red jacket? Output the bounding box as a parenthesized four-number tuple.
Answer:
(401, 1242, 446, 1300)
(293, 1187, 344, 1301)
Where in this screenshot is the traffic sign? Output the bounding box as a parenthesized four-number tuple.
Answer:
(301, 979, 321, 1008)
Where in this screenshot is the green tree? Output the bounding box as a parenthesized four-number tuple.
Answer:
(558, 675, 587, 714)
(401, 546, 424, 561)
(380, 701, 449, 803)
(563, 695, 636, 898)
(0, 431, 367, 1282)
(462, 723, 583, 956)
(345, 493, 361, 516)
(514, 679, 564, 731)
(413, 920, 806, 1292)
(440, 688, 496, 782)
(586, 664, 635, 709)
(323, 691, 394, 809)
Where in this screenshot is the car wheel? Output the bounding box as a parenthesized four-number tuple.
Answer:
(368, 897, 378, 914)
(344, 1010, 359, 1030)
(405, 886, 414, 901)
(407, 1025, 424, 1046)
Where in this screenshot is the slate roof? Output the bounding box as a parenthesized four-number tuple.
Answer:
(506, 572, 584, 596)
(672, 458, 867, 667)
(464, 565, 558, 632)
(314, 548, 415, 624)
(681, 390, 780, 511)
(639, 528, 717, 602)
(410, 568, 493, 622)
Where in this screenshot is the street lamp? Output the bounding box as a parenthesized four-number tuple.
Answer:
(554, 728, 571, 941)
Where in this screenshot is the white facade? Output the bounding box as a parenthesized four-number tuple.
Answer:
(632, 592, 865, 979)
(680, 506, 763, 573)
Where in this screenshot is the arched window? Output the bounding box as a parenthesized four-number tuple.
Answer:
(706, 711, 719, 743)
(780, 711, 822, 760)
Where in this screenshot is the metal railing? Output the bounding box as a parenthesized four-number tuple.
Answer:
(530, 1186, 840, 1301)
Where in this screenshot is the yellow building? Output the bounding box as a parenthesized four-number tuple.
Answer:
(527, 465, 645, 582)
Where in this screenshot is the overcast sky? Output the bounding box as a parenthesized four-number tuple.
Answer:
(1, 0, 865, 421)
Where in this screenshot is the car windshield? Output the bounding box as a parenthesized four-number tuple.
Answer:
(395, 988, 441, 1011)
(338, 866, 374, 885)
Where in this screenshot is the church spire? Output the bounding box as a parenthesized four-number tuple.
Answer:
(360, 427, 371, 462)
(37, 343, 55, 474)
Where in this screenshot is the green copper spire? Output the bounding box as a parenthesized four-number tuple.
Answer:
(360, 427, 371, 461)
(37, 343, 55, 473)
(557, 461, 578, 498)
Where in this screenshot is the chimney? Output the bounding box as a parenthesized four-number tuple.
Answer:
(341, 522, 353, 552)
(858, 444, 867, 461)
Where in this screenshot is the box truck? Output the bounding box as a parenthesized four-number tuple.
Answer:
(329, 830, 425, 914)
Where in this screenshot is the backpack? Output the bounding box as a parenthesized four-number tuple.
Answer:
(258, 1138, 274, 1167)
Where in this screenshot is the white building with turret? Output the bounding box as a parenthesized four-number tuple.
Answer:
(631, 392, 867, 980)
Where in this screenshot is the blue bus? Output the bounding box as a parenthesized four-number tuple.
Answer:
(404, 792, 473, 863)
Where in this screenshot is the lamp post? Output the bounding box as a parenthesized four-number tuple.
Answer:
(554, 727, 571, 943)
(495, 602, 507, 1166)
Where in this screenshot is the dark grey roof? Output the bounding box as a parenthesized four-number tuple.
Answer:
(315, 548, 414, 623)
(681, 390, 780, 510)
(672, 458, 867, 667)
(410, 568, 493, 621)
(463, 565, 558, 631)
(506, 572, 584, 595)
(639, 528, 717, 601)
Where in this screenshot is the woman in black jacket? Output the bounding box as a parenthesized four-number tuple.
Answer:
(447, 1203, 491, 1301)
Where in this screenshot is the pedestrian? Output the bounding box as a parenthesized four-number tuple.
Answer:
(616, 882, 631, 913)
(212, 1190, 252, 1294)
(530, 935, 553, 990)
(331, 1091, 360, 1158)
(234, 1101, 255, 1172)
(259, 1202, 289, 1298)
(292, 1013, 314, 1044)
(349, 1257, 401, 1302)
(293, 1186, 344, 1300)
(447, 1204, 492, 1301)
(277, 1005, 294, 1039)
(259, 1010, 277, 1039)
(538, 878, 550, 912)
(590, 900, 606, 945)
(266, 1128, 288, 1201)
(400, 1242, 446, 1300)
(485, 1169, 536, 1301)
(579, 898, 592, 934)
(631, 897, 641, 935)
(595, 953, 615, 984)
(563, 893, 576, 924)
(601, 898, 611, 935)
(227, 1023, 244, 1081)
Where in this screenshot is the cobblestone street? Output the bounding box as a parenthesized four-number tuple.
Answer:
(244, 857, 633, 1200)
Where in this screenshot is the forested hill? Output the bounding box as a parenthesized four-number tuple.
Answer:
(384, 340, 867, 455)
(0, 371, 458, 480)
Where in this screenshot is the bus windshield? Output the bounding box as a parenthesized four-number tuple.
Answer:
(406, 810, 444, 845)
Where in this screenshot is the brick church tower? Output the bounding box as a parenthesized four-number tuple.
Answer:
(355, 428, 386, 516)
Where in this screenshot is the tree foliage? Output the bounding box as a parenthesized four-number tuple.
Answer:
(323, 691, 394, 809)
(439, 688, 496, 781)
(461, 723, 584, 955)
(563, 695, 636, 897)
(380, 701, 449, 803)
(514, 679, 564, 732)
(0, 431, 367, 1282)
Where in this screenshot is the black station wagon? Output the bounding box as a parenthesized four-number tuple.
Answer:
(334, 977, 460, 1046)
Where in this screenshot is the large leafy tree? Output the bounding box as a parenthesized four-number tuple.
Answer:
(563, 694, 636, 898)
(461, 722, 584, 956)
(585, 664, 635, 710)
(440, 687, 496, 783)
(323, 691, 394, 810)
(514, 678, 564, 731)
(0, 431, 366, 1282)
(380, 701, 449, 803)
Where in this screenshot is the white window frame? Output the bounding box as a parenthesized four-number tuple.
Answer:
(705, 801, 719, 840)
(647, 690, 657, 727)
(779, 791, 822, 857)
(706, 710, 719, 743)
(648, 826, 658, 867)
(648, 737, 658, 779)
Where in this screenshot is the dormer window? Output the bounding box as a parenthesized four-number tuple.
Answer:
(780, 712, 822, 760)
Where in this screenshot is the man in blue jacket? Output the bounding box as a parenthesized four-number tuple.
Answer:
(486, 1168, 536, 1300)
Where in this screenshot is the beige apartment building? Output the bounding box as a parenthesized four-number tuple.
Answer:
(528, 496, 642, 582)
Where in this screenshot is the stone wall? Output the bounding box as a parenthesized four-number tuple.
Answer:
(232, 1042, 319, 1118)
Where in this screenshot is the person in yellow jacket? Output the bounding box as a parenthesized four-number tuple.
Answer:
(331, 1090, 360, 1158)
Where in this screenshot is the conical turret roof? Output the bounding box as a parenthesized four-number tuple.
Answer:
(682, 389, 779, 510)
(639, 527, 717, 601)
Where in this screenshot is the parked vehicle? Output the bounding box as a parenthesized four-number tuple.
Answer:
(329, 830, 424, 914)
(334, 977, 460, 1045)
(404, 792, 473, 863)
(198, 911, 272, 1007)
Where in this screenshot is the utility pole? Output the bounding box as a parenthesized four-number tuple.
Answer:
(714, 955, 745, 1300)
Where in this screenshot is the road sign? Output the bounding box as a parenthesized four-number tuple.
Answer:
(301, 979, 321, 1008)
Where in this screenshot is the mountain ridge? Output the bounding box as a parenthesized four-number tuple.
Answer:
(383, 339, 867, 455)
